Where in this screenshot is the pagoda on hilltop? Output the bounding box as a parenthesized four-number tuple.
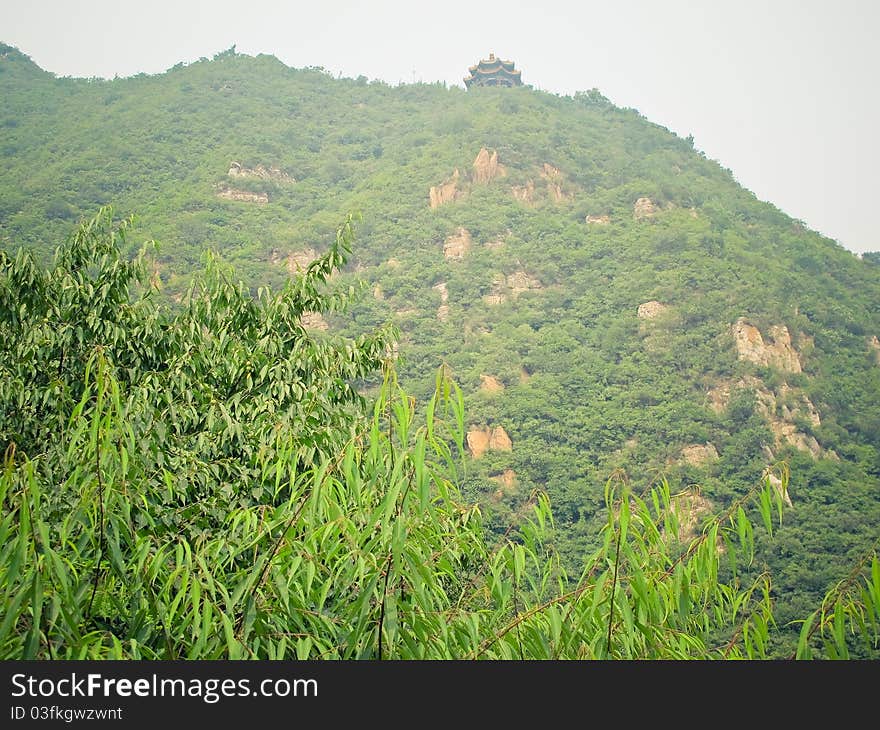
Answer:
(464, 53, 523, 89)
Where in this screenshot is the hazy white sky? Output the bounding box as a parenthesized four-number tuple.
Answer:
(3, 0, 878, 254)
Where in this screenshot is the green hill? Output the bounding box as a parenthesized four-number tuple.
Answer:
(2, 43, 879, 656)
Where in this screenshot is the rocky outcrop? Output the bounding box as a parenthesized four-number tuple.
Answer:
(870, 335, 880, 364)
(479, 374, 505, 394)
(633, 197, 657, 219)
(429, 169, 461, 209)
(300, 312, 328, 331)
(731, 319, 802, 373)
(681, 443, 719, 466)
(467, 426, 512, 459)
(284, 248, 317, 273)
(483, 276, 507, 305)
(373, 284, 384, 301)
(540, 163, 566, 201)
(483, 271, 542, 305)
(763, 469, 793, 507)
(511, 180, 535, 204)
(433, 281, 448, 301)
(585, 214, 611, 225)
(228, 161, 294, 183)
(707, 376, 824, 458)
(506, 270, 542, 296)
(217, 187, 268, 204)
(490, 469, 517, 496)
(472, 147, 504, 184)
(668, 489, 714, 542)
(434, 281, 450, 321)
(637, 301, 668, 319)
(431, 281, 449, 322)
(443, 228, 472, 260)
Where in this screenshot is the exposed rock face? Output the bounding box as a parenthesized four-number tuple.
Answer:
(483, 271, 541, 305)
(373, 284, 384, 301)
(300, 312, 328, 331)
(432, 281, 450, 320)
(731, 319, 802, 373)
(386, 258, 401, 269)
(472, 147, 504, 184)
(429, 169, 461, 209)
(285, 248, 318, 273)
(681, 443, 719, 466)
(707, 376, 823, 458)
(763, 469, 794, 507)
(511, 180, 535, 204)
(540, 163, 565, 201)
(432, 281, 448, 302)
(870, 335, 880, 364)
(585, 214, 611, 225)
(633, 197, 657, 219)
(467, 426, 513, 459)
(479, 374, 505, 394)
(669, 490, 714, 542)
(216, 187, 268, 204)
(506, 270, 542, 296)
(228, 161, 295, 183)
(637, 301, 668, 319)
(443, 228, 472, 260)
(490, 469, 517, 492)
(483, 277, 507, 306)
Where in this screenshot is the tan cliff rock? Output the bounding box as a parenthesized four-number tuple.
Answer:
(429, 169, 462, 209)
(490, 469, 518, 495)
(585, 214, 611, 225)
(479, 374, 505, 394)
(668, 489, 714, 543)
(763, 468, 794, 507)
(216, 187, 268, 204)
(467, 426, 513, 459)
(299, 312, 328, 331)
(681, 443, 719, 466)
(483, 271, 542, 305)
(511, 180, 535, 204)
(540, 163, 566, 201)
(228, 161, 295, 183)
(637, 301, 668, 320)
(869, 335, 880, 364)
(731, 319, 802, 373)
(506, 270, 542, 296)
(433, 281, 450, 322)
(443, 228, 472, 260)
(633, 197, 657, 219)
(472, 147, 505, 184)
(432, 281, 449, 302)
(284, 248, 318, 274)
(707, 376, 824, 458)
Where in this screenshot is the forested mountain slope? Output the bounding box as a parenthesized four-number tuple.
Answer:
(2, 43, 879, 655)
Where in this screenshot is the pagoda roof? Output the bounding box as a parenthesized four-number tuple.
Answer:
(464, 53, 522, 88)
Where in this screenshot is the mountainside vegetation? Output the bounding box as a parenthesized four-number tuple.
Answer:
(1, 43, 879, 658)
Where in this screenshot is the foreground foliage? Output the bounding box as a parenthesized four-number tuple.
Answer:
(1, 212, 878, 659)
